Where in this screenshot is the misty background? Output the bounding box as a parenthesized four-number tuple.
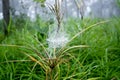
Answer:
(0, 0, 120, 21)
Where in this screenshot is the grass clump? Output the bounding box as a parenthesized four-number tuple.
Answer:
(0, 17, 120, 80)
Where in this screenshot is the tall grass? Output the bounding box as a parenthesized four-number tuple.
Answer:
(0, 17, 120, 80)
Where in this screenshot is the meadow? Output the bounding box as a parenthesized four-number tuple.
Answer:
(0, 17, 120, 80)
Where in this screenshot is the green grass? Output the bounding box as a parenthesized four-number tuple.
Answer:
(0, 17, 120, 80)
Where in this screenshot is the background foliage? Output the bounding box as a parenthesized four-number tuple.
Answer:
(0, 17, 120, 79)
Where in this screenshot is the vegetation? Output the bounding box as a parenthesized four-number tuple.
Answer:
(0, 17, 120, 80)
(117, 0, 120, 7)
(0, 0, 120, 79)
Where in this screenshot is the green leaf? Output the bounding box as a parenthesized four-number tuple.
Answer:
(34, 0, 46, 7)
(34, 0, 46, 3)
(87, 77, 101, 80)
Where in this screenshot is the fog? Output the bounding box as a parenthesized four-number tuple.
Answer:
(0, 0, 120, 20)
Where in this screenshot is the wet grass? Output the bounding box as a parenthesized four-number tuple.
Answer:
(0, 17, 120, 80)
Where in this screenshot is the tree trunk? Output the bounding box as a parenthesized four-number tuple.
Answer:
(2, 0, 10, 35)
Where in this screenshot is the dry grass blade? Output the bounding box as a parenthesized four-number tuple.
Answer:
(47, 0, 63, 32)
(26, 44, 44, 59)
(47, 4, 56, 15)
(23, 52, 49, 71)
(35, 37, 49, 58)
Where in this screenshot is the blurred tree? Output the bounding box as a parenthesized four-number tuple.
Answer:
(74, 0, 85, 19)
(2, 0, 10, 35)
